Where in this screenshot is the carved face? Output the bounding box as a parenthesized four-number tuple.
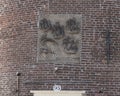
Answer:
(66, 17, 80, 34)
(62, 36, 78, 54)
(52, 22, 65, 39)
(39, 18, 52, 30)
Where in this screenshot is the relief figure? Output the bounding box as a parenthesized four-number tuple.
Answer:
(62, 36, 78, 54)
(52, 22, 65, 39)
(39, 18, 52, 30)
(40, 33, 57, 46)
(66, 17, 80, 34)
(39, 33, 57, 60)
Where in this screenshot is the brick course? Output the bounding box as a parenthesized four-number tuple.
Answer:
(0, 0, 120, 96)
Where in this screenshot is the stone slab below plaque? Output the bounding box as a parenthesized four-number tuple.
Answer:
(30, 90, 86, 96)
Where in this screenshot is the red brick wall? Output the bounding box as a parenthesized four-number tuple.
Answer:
(0, 0, 120, 96)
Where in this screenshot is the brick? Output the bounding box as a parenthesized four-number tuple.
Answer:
(0, 0, 119, 96)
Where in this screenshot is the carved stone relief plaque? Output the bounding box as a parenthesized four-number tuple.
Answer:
(37, 14, 82, 63)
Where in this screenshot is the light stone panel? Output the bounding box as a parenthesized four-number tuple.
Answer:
(30, 91, 86, 96)
(37, 14, 82, 63)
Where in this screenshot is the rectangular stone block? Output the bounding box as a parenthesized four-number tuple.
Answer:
(37, 14, 82, 64)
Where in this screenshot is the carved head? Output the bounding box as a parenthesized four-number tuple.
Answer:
(39, 18, 52, 30)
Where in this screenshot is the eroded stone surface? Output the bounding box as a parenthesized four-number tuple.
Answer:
(37, 14, 82, 63)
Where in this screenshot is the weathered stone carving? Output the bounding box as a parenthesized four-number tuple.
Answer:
(66, 17, 80, 34)
(39, 18, 52, 30)
(39, 46, 55, 60)
(63, 36, 78, 54)
(39, 33, 57, 59)
(37, 14, 82, 63)
(40, 47, 53, 54)
(40, 33, 57, 46)
(39, 33, 56, 61)
(52, 22, 65, 39)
